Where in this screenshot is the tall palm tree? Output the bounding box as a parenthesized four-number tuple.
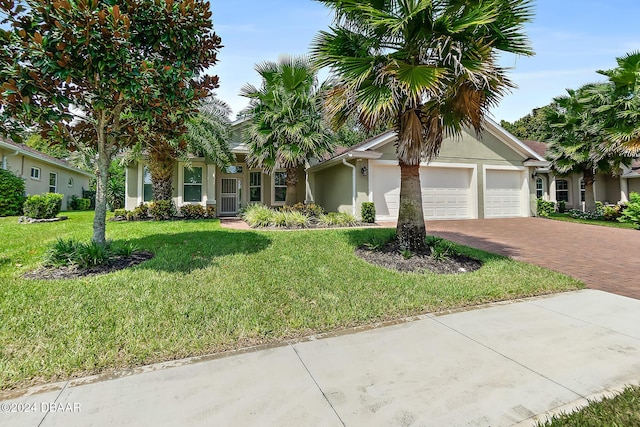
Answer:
(545, 84, 633, 212)
(312, 0, 534, 251)
(240, 55, 334, 206)
(597, 51, 640, 154)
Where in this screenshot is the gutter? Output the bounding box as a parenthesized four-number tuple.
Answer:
(342, 158, 357, 216)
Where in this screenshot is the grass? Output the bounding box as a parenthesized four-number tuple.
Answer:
(536, 386, 640, 426)
(548, 213, 637, 229)
(0, 211, 583, 391)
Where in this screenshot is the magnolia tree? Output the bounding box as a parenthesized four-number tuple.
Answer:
(0, 0, 221, 243)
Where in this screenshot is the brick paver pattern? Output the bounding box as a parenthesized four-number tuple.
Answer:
(425, 218, 640, 299)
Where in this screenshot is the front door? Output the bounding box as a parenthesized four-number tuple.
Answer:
(220, 178, 239, 215)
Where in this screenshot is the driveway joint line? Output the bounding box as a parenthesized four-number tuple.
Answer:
(37, 380, 69, 427)
(289, 343, 346, 427)
(429, 316, 585, 401)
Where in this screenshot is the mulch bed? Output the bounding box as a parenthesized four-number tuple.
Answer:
(22, 251, 155, 280)
(355, 242, 482, 274)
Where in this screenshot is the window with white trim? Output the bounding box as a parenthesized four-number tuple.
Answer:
(556, 179, 569, 202)
(143, 166, 153, 202)
(249, 171, 262, 202)
(49, 172, 57, 193)
(183, 166, 203, 202)
(273, 171, 287, 203)
(536, 178, 544, 199)
(580, 179, 585, 202)
(30, 167, 40, 180)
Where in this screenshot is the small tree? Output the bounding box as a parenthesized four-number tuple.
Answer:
(0, 168, 25, 216)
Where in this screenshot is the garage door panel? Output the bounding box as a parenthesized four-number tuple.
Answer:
(485, 170, 524, 218)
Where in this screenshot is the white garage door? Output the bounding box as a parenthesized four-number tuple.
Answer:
(371, 165, 473, 220)
(485, 169, 524, 218)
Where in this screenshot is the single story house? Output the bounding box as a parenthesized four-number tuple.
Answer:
(0, 138, 92, 211)
(125, 118, 548, 221)
(521, 139, 640, 210)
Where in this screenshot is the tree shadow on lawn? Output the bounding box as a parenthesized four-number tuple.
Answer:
(121, 229, 272, 274)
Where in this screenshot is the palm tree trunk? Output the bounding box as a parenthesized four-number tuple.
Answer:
(284, 166, 298, 206)
(583, 168, 596, 212)
(396, 161, 426, 252)
(148, 147, 176, 201)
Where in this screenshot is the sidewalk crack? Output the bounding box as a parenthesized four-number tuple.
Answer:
(37, 380, 69, 427)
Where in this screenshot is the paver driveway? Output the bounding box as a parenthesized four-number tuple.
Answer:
(426, 218, 640, 299)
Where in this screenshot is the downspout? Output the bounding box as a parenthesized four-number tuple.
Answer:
(1, 150, 19, 170)
(342, 158, 356, 216)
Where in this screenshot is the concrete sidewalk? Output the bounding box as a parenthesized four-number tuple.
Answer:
(2, 290, 640, 427)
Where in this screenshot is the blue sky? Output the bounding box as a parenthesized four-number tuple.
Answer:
(211, 0, 640, 123)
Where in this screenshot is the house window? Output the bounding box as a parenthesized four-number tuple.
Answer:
(556, 179, 569, 202)
(536, 178, 544, 199)
(224, 165, 243, 174)
(249, 171, 262, 202)
(143, 166, 153, 202)
(30, 167, 40, 180)
(49, 172, 57, 193)
(183, 166, 203, 202)
(580, 179, 585, 203)
(273, 171, 287, 203)
(68, 177, 74, 188)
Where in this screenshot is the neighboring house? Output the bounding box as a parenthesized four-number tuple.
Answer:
(125, 118, 546, 220)
(521, 139, 638, 210)
(0, 138, 92, 211)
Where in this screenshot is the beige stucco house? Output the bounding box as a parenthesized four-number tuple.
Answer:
(521, 140, 639, 210)
(0, 138, 92, 211)
(125, 118, 548, 221)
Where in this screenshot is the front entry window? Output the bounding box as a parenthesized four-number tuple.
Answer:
(556, 179, 569, 202)
(184, 167, 203, 202)
(274, 171, 286, 203)
(536, 178, 543, 199)
(249, 172, 262, 202)
(143, 166, 153, 202)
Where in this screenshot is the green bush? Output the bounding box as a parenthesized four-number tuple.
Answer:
(82, 189, 96, 209)
(557, 200, 566, 213)
(568, 202, 604, 220)
(280, 202, 324, 217)
(619, 192, 640, 229)
(113, 209, 128, 218)
(127, 203, 149, 221)
(68, 195, 91, 211)
(603, 203, 627, 221)
(242, 204, 274, 227)
(22, 193, 63, 219)
(44, 238, 139, 268)
(536, 198, 555, 217)
(319, 212, 358, 227)
(361, 202, 376, 223)
(0, 168, 25, 216)
(205, 205, 216, 218)
(180, 204, 206, 219)
(148, 200, 176, 221)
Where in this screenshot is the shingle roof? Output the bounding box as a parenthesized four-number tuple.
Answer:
(521, 140, 549, 158)
(0, 138, 92, 176)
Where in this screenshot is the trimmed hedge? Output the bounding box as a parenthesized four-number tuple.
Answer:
(68, 195, 91, 211)
(23, 193, 64, 219)
(0, 168, 25, 216)
(361, 202, 376, 223)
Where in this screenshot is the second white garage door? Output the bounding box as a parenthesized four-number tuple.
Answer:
(371, 164, 474, 220)
(484, 169, 525, 218)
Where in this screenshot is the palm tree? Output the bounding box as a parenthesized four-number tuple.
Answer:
(145, 96, 234, 202)
(240, 55, 334, 206)
(312, 0, 534, 251)
(597, 51, 640, 154)
(545, 84, 633, 212)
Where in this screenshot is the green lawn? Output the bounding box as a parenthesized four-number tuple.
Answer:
(0, 212, 583, 390)
(537, 386, 640, 426)
(548, 213, 637, 229)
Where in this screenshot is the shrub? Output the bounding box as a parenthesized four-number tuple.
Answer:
(127, 203, 149, 221)
(620, 192, 640, 229)
(113, 209, 128, 218)
(536, 198, 555, 217)
(82, 189, 96, 209)
(44, 238, 80, 266)
(44, 239, 139, 268)
(68, 195, 91, 211)
(280, 202, 324, 217)
(148, 200, 176, 221)
(361, 202, 376, 223)
(241, 204, 274, 228)
(205, 205, 216, 218)
(557, 200, 566, 213)
(568, 208, 604, 221)
(426, 235, 457, 261)
(0, 168, 25, 216)
(603, 203, 627, 221)
(283, 211, 309, 227)
(22, 193, 63, 219)
(319, 212, 358, 227)
(180, 204, 206, 219)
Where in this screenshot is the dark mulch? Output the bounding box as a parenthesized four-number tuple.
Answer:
(22, 251, 155, 280)
(355, 242, 482, 274)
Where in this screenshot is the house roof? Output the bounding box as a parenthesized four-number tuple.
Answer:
(0, 138, 93, 177)
(308, 118, 546, 172)
(521, 139, 549, 158)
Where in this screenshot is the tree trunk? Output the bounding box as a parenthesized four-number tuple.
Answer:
(148, 146, 176, 201)
(583, 168, 596, 213)
(396, 161, 426, 252)
(284, 166, 298, 206)
(93, 115, 110, 245)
